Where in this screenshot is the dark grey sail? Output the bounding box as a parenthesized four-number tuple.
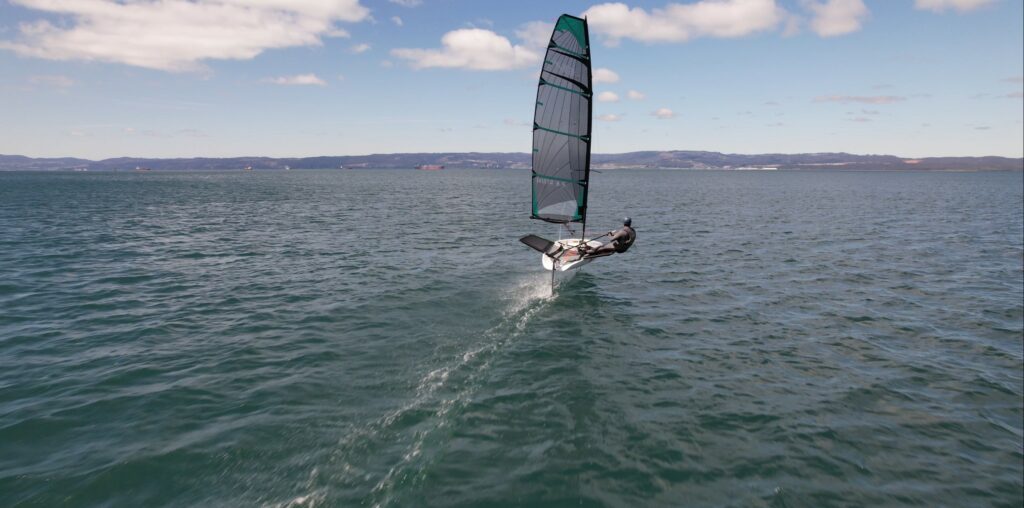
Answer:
(531, 14, 592, 225)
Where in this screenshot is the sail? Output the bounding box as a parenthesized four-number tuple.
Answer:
(531, 14, 592, 224)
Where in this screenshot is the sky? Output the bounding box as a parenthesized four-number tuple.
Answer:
(0, 0, 1021, 159)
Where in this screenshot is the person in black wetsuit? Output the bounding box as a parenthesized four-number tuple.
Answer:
(578, 217, 636, 258)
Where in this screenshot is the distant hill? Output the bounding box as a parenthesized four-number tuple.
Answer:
(1, 151, 1020, 171)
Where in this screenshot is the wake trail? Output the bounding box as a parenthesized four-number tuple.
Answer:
(310, 272, 556, 507)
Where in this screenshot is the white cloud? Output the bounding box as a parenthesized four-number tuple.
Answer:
(1005, 91, 1024, 99)
(380, 60, 394, 68)
(514, 21, 555, 51)
(814, 95, 906, 104)
(263, 73, 327, 86)
(325, 28, 352, 38)
(391, 16, 404, 27)
(782, 12, 802, 36)
(593, 68, 620, 84)
(914, 0, 995, 13)
(652, 107, 676, 119)
(350, 43, 371, 54)
(29, 74, 74, 88)
(391, 28, 540, 70)
(598, 114, 622, 121)
(627, 89, 646, 100)
(803, 0, 869, 37)
(389, 0, 422, 6)
(597, 91, 620, 102)
(1003, 76, 1024, 84)
(582, 0, 787, 45)
(0, 0, 369, 72)
(466, 19, 495, 29)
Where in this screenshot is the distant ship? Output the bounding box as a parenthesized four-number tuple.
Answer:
(244, 165, 253, 171)
(416, 164, 444, 170)
(284, 165, 290, 171)
(135, 166, 151, 172)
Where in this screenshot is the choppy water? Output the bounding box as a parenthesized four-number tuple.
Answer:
(1, 169, 1021, 507)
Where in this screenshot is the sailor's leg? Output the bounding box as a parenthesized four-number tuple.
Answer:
(584, 250, 615, 259)
(582, 245, 616, 258)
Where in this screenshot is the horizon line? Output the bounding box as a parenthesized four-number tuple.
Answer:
(4, 150, 1022, 161)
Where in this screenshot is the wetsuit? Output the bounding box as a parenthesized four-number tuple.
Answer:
(581, 225, 635, 258)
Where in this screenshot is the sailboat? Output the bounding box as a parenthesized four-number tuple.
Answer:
(519, 14, 603, 274)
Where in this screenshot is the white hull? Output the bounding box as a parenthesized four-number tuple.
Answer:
(541, 238, 604, 272)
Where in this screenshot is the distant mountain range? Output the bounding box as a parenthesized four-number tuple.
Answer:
(1, 151, 1021, 171)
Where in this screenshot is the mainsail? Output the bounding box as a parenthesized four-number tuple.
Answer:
(531, 14, 592, 227)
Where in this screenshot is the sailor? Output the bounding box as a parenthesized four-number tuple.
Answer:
(578, 217, 636, 258)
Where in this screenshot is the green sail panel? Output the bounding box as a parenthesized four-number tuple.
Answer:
(531, 14, 592, 224)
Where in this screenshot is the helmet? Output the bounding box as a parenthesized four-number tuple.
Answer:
(623, 217, 632, 227)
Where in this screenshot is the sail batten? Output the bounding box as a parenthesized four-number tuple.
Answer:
(541, 71, 590, 90)
(530, 14, 592, 224)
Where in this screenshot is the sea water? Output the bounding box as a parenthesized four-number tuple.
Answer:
(1, 169, 1021, 506)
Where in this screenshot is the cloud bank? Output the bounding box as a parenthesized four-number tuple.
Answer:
(914, 0, 995, 13)
(582, 0, 788, 45)
(0, 0, 369, 72)
(263, 74, 327, 86)
(652, 107, 676, 119)
(593, 68, 621, 84)
(392, 28, 540, 70)
(804, 0, 869, 37)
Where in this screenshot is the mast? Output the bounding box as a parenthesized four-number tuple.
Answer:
(581, 16, 592, 242)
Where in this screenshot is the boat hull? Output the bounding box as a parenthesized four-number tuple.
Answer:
(542, 238, 604, 272)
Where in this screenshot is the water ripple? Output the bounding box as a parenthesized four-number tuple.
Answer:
(0, 169, 1020, 507)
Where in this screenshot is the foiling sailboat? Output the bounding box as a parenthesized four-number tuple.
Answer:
(519, 14, 603, 276)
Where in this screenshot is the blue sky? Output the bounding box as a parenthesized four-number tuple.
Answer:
(0, 0, 1021, 159)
